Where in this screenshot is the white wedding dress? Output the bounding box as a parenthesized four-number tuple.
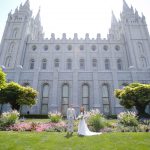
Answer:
(77, 113, 102, 136)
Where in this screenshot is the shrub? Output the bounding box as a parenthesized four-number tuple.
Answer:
(9, 122, 67, 132)
(20, 114, 48, 119)
(117, 111, 138, 127)
(0, 110, 20, 127)
(88, 114, 106, 131)
(48, 112, 62, 123)
(86, 109, 106, 132)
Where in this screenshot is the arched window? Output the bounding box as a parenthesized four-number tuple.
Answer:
(5, 56, 12, 67)
(80, 59, 85, 70)
(138, 42, 144, 53)
(92, 59, 97, 68)
(54, 59, 59, 68)
(9, 42, 15, 52)
(141, 57, 147, 68)
(41, 59, 47, 70)
(105, 59, 110, 70)
(41, 84, 49, 114)
(67, 59, 72, 70)
(29, 59, 35, 70)
(62, 84, 69, 116)
(12, 28, 18, 38)
(82, 84, 89, 111)
(102, 84, 110, 115)
(117, 59, 123, 70)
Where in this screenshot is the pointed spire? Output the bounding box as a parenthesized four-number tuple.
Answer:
(23, 0, 30, 9)
(35, 7, 41, 22)
(111, 11, 118, 25)
(135, 9, 138, 16)
(123, 0, 130, 12)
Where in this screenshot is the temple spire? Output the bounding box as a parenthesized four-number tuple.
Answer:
(123, 0, 130, 12)
(111, 11, 118, 25)
(35, 7, 41, 22)
(23, 0, 30, 9)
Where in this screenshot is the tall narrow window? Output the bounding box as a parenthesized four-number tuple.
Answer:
(105, 59, 110, 70)
(141, 57, 147, 68)
(117, 59, 123, 70)
(62, 84, 69, 116)
(54, 59, 59, 68)
(42, 59, 47, 70)
(30, 59, 35, 70)
(9, 42, 15, 52)
(41, 84, 49, 114)
(5, 56, 12, 67)
(67, 59, 72, 70)
(80, 59, 85, 70)
(82, 84, 89, 111)
(92, 59, 97, 68)
(138, 42, 144, 53)
(12, 28, 18, 38)
(102, 84, 110, 115)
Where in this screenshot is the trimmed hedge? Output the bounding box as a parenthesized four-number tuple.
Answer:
(106, 114, 117, 119)
(20, 114, 48, 119)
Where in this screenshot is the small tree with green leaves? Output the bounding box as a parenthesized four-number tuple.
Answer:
(0, 82, 38, 111)
(0, 68, 6, 89)
(114, 83, 150, 118)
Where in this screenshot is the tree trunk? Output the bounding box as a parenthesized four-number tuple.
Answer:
(135, 105, 150, 118)
(11, 103, 20, 111)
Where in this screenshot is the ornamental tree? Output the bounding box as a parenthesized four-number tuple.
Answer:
(0, 82, 38, 111)
(0, 68, 6, 89)
(114, 83, 150, 118)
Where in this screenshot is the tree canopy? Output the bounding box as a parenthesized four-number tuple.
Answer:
(114, 82, 150, 117)
(0, 67, 38, 111)
(0, 68, 6, 89)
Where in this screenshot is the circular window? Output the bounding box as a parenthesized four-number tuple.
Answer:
(115, 45, 120, 51)
(32, 45, 37, 51)
(91, 45, 96, 51)
(44, 45, 48, 51)
(68, 45, 72, 51)
(80, 45, 84, 50)
(103, 45, 108, 51)
(55, 45, 60, 51)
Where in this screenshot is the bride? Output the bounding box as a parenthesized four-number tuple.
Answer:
(77, 106, 102, 136)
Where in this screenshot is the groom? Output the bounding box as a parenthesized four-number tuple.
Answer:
(66, 104, 76, 136)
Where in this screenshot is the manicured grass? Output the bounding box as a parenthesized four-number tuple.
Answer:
(0, 132, 150, 150)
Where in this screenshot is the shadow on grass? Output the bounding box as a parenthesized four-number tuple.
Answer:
(64, 132, 85, 139)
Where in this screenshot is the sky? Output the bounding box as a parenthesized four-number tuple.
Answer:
(0, 0, 150, 40)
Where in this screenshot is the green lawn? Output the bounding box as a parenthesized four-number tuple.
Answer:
(0, 132, 150, 150)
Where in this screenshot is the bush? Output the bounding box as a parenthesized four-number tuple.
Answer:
(0, 110, 19, 127)
(116, 124, 150, 132)
(117, 111, 138, 127)
(86, 109, 106, 132)
(20, 114, 48, 119)
(88, 114, 106, 131)
(106, 114, 117, 119)
(48, 112, 62, 123)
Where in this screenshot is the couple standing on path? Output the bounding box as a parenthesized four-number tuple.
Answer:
(66, 104, 102, 137)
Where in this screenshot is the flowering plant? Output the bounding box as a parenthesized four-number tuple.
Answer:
(48, 111, 62, 123)
(9, 121, 67, 132)
(0, 110, 20, 127)
(117, 111, 138, 126)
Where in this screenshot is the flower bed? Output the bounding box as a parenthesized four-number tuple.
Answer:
(8, 121, 67, 132)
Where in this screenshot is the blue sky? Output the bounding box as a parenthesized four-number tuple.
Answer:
(0, 0, 150, 40)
